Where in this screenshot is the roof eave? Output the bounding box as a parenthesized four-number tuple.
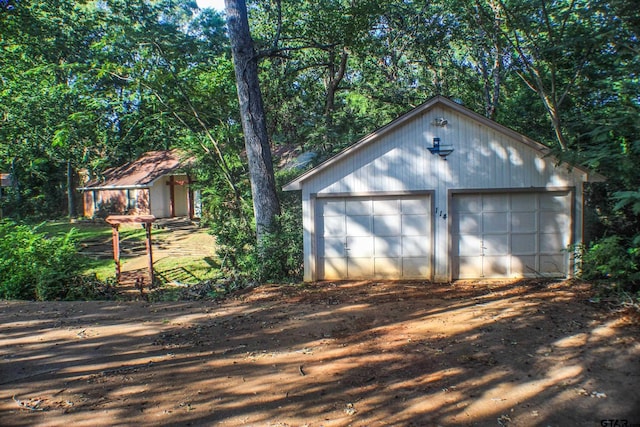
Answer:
(282, 181, 302, 191)
(585, 172, 607, 183)
(77, 183, 151, 191)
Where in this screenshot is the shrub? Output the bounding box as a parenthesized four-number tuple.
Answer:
(579, 235, 640, 294)
(0, 220, 108, 300)
(254, 208, 304, 282)
(208, 210, 257, 276)
(209, 208, 303, 283)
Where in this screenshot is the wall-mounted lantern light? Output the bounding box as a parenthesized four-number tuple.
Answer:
(431, 117, 448, 127)
(428, 137, 454, 160)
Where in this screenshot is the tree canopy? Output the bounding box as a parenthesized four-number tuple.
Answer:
(1, 0, 639, 282)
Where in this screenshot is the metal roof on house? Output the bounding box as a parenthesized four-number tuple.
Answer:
(79, 150, 193, 190)
(0, 173, 12, 187)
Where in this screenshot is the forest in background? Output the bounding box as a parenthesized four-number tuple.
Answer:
(1, 0, 639, 292)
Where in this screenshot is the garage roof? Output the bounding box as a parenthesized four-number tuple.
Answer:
(283, 96, 604, 191)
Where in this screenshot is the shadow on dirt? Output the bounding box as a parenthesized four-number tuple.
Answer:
(1, 280, 639, 426)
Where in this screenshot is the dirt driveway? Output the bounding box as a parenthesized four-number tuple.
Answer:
(1, 280, 639, 426)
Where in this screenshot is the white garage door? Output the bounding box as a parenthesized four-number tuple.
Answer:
(452, 191, 572, 279)
(317, 195, 431, 280)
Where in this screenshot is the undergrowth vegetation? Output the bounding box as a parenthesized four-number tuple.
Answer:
(577, 236, 640, 308)
(0, 220, 115, 300)
(205, 169, 303, 284)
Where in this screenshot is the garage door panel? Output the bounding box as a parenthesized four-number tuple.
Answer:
(403, 236, 430, 257)
(459, 235, 482, 256)
(483, 234, 509, 255)
(373, 215, 402, 236)
(511, 194, 536, 211)
(453, 194, 481, 212)
(483, 194, 509, 211)
(402, 214, 429, 235)
(456, 256, 483, 278)
(348, 257, 374, 278)
(347, 236, 374, 257)
(540, 254, 566, 274)
(374, 257, 401, 278)
(373, 199, 400, 214)
(511, 212, 536, 232)
(540, 233, 567, 253)
(401, 198, 429, 214)
(346, 199, 372, 215)
(403, 258, 430, 277)
(483, 212, 508, 233)
(511, 233, 536, 255)
(540, 193, 571, 211)
(456, 213, 481, 234)
(511, 255, 536, 275)
(483, 256, 509, 276)
(346, 215, 372, 236)
(540, 212, 570, 232)
(318, 195, 431, 280)
(323, 200, 345, 216)
(375, 236, 401, 257)
(323, 216, 345, 236)
(321, 237, 346, 257)
(321, 257, 347, 279)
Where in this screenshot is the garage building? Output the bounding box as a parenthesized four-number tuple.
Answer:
(283, 96, 602, 282)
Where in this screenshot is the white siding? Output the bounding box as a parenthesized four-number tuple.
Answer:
(173, 174, 189, 217)
(149, 179, 169, 218)
(303, 106, 582, 196)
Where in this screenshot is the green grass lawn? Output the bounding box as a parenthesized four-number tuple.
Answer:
(37, 219, 159, 243)
(37, 219, 218, 284)
(37, 219, 112, 242)
(153, 255, 220, 284)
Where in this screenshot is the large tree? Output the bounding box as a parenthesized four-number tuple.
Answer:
(224, 0, 280, 241)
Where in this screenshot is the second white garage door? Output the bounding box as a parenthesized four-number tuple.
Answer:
(317, 195, 432, 280)
(451, 191, 573, 279)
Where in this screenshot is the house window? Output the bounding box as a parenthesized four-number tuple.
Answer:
(126, 189, 137, 211)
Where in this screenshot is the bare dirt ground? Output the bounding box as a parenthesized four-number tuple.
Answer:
(1, 280, 639, 427)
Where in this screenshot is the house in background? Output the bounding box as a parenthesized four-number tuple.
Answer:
(284, 96, 603, 282)
(0, 172, 13, 219)
(78, 150, 200, 219)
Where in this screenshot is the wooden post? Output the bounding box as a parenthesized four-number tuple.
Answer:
(187, 175, 194, 219)
(111, 224, 121, 282)
(168, 175, 176, 217)
(145, 222, 155, 285)
(106, 215, 156, 286)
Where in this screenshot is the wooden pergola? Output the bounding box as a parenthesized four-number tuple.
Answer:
(105, 215, 156, 284)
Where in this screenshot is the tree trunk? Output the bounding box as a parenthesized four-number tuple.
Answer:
(324, 48, 348, 123)
(67, 159, 76, 219)
(225, 0, 280, 240)
(322, 47, 348, 148)
(545, 98, 568, 151)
